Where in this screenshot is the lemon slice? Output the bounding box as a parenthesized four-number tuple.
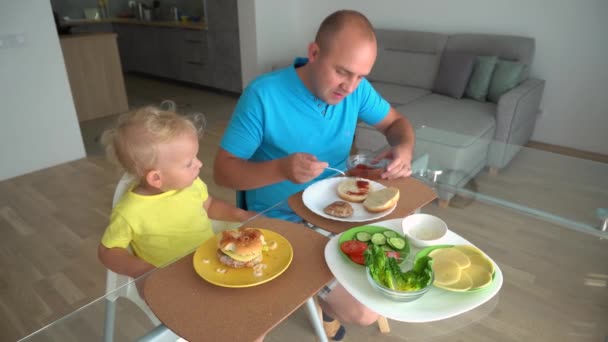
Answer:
(462, 264, 493, 290)
(435, 272, 472, 292)
(429, 248, 471, 268)
(432, 259, 462, 285)
(453, 245, 483, 256)
(468, 254, 495, 274)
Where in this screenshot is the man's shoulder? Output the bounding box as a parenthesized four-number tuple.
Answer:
(248, 66, 293, 92)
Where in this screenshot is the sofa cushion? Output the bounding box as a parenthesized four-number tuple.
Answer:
(369, 30, 448, 90)
(487, 60, 525, 103)
(432, 52, 475, 99)
(444, 33, 535, 81)
(465, 56, 498, 101)
(398, 94, 496, 148)
(371, 81, 430, 106)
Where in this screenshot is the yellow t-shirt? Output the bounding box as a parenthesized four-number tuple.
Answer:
(101, 178, 214, 267)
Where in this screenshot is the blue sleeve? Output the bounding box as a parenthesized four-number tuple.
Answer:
(219, 86, 264, 159)
(356, 78, 390, 126)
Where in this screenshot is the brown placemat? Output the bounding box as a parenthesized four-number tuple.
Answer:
(143, 217, 333, 342)
(288, 177, 437, 234)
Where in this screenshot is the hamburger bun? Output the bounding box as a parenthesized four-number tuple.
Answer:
(363, 187, 400, 213)
(217, 228, 265, 268)
(337, 178, 371, 203)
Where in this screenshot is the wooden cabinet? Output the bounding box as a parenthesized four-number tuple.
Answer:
(60, 33, 129, 122)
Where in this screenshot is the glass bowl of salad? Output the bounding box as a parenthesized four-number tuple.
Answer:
(365, 245, 434, 302)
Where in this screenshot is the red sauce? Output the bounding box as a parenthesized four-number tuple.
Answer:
(347, 180, 370, 196)
(347, 163, 383, 179)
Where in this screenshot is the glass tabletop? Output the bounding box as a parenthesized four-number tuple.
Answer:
(17, 138, 608, 341)
(410, 126, 608, 237)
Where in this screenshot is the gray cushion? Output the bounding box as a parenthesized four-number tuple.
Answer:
(465, 56, 498, 101)
(371, 81, 430, 106)
(432, 52, 475, 99)
(444, 33, 535, 81)
(487, 60, 525, 103)
(369, 30, 448, 90)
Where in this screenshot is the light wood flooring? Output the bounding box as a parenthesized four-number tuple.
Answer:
(2, 74, 606, 341)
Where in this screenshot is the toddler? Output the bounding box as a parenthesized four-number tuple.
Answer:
(98, 107, 255, 279)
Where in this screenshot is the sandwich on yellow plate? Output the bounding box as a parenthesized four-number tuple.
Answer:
(216, 228, 266, 268)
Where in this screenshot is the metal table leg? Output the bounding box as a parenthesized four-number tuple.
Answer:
(305, 297, 328, 342)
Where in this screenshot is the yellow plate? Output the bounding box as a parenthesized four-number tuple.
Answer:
(192, 229, 293, 288)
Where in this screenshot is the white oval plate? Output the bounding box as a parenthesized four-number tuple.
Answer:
(325, 218, 503, 323)
(302, 177, 396, 222)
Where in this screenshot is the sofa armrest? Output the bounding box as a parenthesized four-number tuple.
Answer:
(495, 78, 545, 143)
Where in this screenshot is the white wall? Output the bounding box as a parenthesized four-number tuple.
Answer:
(240, 0, 608, 155)
(0, 1, 85, 181)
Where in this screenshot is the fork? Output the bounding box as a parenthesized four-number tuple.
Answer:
(326, 167, 346, 176)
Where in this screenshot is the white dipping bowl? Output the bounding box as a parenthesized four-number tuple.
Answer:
(402, 214, 448, 248)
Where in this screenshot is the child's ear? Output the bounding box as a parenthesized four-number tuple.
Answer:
(145, 169, 163, 189)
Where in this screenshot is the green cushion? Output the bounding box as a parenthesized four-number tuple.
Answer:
(487, 60, 525, 103)
(465, 56, 498, 101)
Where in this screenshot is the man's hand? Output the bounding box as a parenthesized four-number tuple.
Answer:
(280, 153, 328, 184)
(374, 145, 413, 179)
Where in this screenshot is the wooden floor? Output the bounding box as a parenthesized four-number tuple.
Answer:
(2, 75, 607, 341)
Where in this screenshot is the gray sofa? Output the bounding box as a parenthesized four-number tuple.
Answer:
(355, 29, 545, 205)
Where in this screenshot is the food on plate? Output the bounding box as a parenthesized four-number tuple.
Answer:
(362, 187, 400, 213)
(252, 263, 268, 277)
(365, 244, 433, 291)
(337, 178, 371, 202)
(427, 245, 494, 291)
(340, 228, 409, 265)
(323, 200, 354, 218)
(267, 240, 278, 250)
(340, 240, 368, 265)
(429, 248, 470, 268)
(217, 228, 266, 268)
(431, 259, 462, 285)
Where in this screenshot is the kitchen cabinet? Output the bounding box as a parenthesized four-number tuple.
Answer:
(114, 25, 211, 85)
(60, 33, 129, 121)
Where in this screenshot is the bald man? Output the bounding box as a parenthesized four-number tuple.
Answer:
(214, 10, 415, 339)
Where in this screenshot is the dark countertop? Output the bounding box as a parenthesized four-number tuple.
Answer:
(64, 18, 206, 31)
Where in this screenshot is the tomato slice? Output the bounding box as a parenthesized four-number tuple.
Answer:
(340, 240, 368, 256)
(385, 250, 400, 260)
(349, 252, 366, 265)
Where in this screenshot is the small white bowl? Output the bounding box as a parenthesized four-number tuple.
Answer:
(402, 214, 448, 248)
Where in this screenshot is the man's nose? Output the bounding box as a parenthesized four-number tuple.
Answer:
(342, 77, 358, 93)
(196, 158, 203, 168)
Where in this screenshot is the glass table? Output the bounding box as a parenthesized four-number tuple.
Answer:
(17, 138, 608, 341)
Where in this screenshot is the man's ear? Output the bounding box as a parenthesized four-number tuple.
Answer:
(308, 42, 320, 61)
(145, 169, 163, 189)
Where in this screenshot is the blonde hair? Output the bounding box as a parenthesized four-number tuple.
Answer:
(101, 107, 205, 178)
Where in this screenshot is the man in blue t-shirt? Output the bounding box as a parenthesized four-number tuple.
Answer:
(214, 10, 415, 339)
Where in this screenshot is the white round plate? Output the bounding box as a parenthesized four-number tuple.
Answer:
(302, 177, 396, 222)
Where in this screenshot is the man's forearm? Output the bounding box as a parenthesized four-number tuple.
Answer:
(385, 116, 415, 149)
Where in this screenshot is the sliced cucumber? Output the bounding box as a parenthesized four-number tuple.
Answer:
(387, 236, 407, 251)
(371, 233, 387, 245)
(382, 230, 398, 238)
(355, 231, 372, 242)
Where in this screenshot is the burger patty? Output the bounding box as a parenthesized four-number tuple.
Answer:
(324, 200, 354, 218)
(216, 249, 263, 268)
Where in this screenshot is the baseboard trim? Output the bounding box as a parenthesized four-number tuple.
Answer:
(526, 141, 608, 164)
